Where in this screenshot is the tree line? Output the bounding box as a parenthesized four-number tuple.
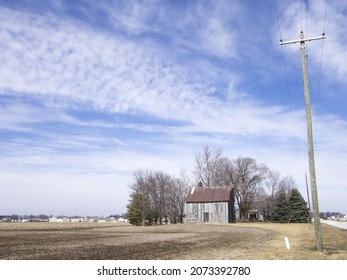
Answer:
(126, 169, 189, 226)
(126, 146, 309, 225)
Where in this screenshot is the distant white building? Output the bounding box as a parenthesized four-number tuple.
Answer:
(49, 217, 58, 223)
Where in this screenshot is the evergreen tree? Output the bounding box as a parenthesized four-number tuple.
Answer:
(126, 193, 150, 226)
(288, 188, 310, 223)
(271, 192, 290, 222)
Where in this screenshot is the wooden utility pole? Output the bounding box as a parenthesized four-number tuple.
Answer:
(280, 31, 326, 252)
(305, 173, 312, 223)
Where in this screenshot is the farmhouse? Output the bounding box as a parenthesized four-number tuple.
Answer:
(184, 186, 235, 223)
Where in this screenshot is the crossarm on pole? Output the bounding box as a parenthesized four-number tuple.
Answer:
(279, 34, 326, 45)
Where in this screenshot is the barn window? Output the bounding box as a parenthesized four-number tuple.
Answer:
(214, 203, 222, 213)
(192, 204, 198, 214)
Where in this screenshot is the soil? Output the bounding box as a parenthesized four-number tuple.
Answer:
(0, 223, 274, 260)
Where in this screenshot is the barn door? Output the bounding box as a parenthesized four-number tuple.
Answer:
(203, 212, 209, 222)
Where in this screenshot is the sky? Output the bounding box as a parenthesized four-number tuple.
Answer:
(1, 0, 346, 216)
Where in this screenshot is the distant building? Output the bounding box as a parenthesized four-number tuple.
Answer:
(184, 186, 235, 223)
(49, 217, 58, 223)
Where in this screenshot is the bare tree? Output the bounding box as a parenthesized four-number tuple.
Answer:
(147, 171, 173, 225)
(127, 169, 189, 225)
(228, 157, 268, 221)
(166, 177, 189, 223)
(265, 171, 281, 198)
(257, 172, 297, 221)
(194, 145, 223, 186)
(256, 171, 281, 221)
(174, 168, 193, 222)
(128, 169, 152, 226)
(278, 175, 296, 197)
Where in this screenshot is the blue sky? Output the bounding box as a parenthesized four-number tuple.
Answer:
(1, 0, 346, 216)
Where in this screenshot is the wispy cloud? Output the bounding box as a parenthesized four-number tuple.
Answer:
(0, 5, 305, 140)
(1, 1, 347, 214)
(278, 0, 347, 84)
(1, 6, 215, 116)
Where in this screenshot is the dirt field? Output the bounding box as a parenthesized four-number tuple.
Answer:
(0, 222, 346, 260)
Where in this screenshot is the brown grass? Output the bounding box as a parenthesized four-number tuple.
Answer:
(232, 222, 347, 260)
(0, 222, 346, 260)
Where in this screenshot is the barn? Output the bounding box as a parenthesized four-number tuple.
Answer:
(184, 186, 235, 223)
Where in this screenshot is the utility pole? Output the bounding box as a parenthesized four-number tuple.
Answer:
(305, 173, 312, 223)
(280, 31, 326, 252)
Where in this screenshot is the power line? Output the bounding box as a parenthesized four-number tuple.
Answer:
(274, 0, 282, 40)
(315, 0, 328, 119)
(322, 0, 328, 32)
(274, 0, 299, 156)
(300, 0, 303, 32)
(305, 0, 308, 36)
(305, 0, 308, 57)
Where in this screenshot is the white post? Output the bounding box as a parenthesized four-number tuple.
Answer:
(284, 236, 291, 250)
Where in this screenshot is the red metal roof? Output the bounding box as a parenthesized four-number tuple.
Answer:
(185, 186, 233, 203)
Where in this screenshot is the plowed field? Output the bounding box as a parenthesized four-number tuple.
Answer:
(0, 222, 346, 260)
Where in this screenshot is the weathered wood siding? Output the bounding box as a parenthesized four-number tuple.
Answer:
(184, 202, 230, 223)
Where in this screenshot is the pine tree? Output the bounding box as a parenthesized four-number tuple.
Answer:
(288, 188, 310, 223)
(271, 192, 290, 222)
(126, 193, 150, 226)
